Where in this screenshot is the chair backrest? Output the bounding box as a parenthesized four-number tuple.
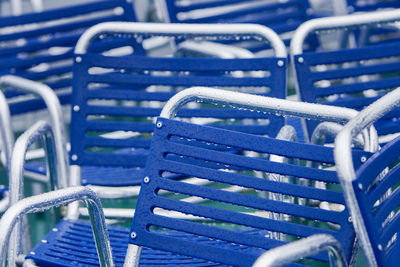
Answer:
(158, 0, 313, 48)
(353, 136, 400, 266)
(0, 0, 138, 115)
(70, 23, 287, 179)
(129, 88, 372, 266)
(292, 9, 400, 138)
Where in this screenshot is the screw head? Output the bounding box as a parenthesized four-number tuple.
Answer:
(73, 105, 80, 112)
(71, 154, 78, 161)
(75, 57, 82, 63)
(361, 156, 367, 163)
(131, 232, 137, 239)
(156, 122, 163, 128)
(348, 216, 352, 223)
(298, 57, 304, 63)
(144, 177, 150, 183)
(277, 60, 284, 67)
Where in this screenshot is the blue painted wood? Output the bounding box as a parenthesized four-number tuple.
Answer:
(130, 117, 371, 266)
(354, 135, 400, 266)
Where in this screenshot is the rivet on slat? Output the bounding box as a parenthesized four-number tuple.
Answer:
(71, 154, 78, 161)
(298, 57, 304, 63)
(156, 122, 163, 128)
(361, 156, 367, 163)
(144, 177, 150, 183)
(358, 183, 363, 190)
(131, 232, 137, 239)
(277, 60, 284, 67)
(73, 105, 80, 112)
(75, 57, 82, 63)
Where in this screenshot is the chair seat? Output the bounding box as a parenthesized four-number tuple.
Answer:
(26, 219, 231, 266)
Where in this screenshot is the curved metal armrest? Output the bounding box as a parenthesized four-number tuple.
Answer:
(75, 22, 286, 58)
(0, 75, 68, 188)
(252, 234, 347, 267)
(312, 122, 366, 149)
(0, 186, 114, 267)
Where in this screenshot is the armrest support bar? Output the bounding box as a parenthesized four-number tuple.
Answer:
(0, 186, 114, 267)
(252, 234, 347, 267)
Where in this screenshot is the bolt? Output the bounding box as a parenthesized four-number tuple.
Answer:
(348, 216, 352, 223)
(277, 60, 284, 67)
(144, 177, 150, 183)
(75, 57, 82, 63)
(73, 105, 80, 112)
(361, 156, 367, 163)
(358, 183, 363, 190)
(298, 57, 304, 63)
(156, 122, 163, 128)
(131, 232, 137, 239)
(71, 154, 78, 161)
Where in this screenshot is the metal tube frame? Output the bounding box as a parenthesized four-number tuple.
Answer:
(7, 121, 60, 266)
(0, 75, 68, 189)
(74, 22, 287, 58)
(0, 186, 114, 267)
(335, 86, 400, 267)
(252, 234, 348, 267)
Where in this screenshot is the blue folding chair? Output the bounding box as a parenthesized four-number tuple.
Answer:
(291, 9, 400, 142)
(0, 0, 140, 119)
(1, 87, 373, 266)
(157, 0, 317, 50)
(335, 86, 400, 267)
(24, 22, 288, 218)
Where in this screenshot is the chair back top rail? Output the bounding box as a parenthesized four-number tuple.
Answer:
(74, 22, 286, 58)
(290, 8, 400, 56)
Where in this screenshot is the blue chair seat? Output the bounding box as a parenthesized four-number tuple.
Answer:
(26, 219, 266, 266)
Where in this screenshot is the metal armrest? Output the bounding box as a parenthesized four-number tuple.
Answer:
(8, 121, 67, 266)
(252, 234, 347, 267)
(0, 186, 114, 267)
(0, 75, 68, 187)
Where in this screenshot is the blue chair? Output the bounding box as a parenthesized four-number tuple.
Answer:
(291, 9, 400, 142)
(0, 0, 139, 118)
(3, 87, 373, 266)
(335, 86, 400, 267)
(24, 22, 288, 212)
(157, 0, 317, 50)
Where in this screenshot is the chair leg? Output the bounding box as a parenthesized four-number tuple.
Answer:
(124, 244, 142, 267)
